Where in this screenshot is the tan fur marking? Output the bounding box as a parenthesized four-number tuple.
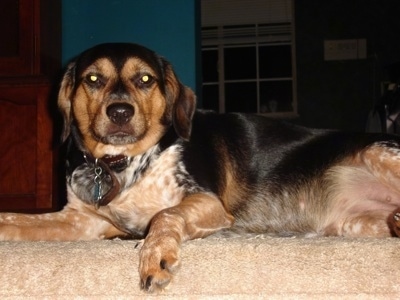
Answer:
(218, 141, 246, 212)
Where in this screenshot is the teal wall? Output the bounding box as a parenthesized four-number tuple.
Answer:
(62, 0, 199, 91)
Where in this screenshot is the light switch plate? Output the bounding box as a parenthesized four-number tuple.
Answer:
(324, 39, 367, 61)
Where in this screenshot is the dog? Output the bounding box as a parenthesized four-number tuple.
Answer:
(1, 42, 400, 292)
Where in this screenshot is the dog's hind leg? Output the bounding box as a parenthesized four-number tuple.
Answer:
(347, 141, 400, 237)
(362, 142, 400, 236)
(323, 141, 400, 238)
(0, 205, 126, 241)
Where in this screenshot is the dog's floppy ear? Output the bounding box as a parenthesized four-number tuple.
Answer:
(173, 85, 196, 140)
(164, 63, 196, 141)
(58, 62, 76, 142)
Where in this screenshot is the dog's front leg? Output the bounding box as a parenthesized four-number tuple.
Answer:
(0, 205, 126, 241)
(139, 193, 234, 292)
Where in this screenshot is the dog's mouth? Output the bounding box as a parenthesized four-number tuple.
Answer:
(91, 123, 143, 145)
(100, 132, 139, 145)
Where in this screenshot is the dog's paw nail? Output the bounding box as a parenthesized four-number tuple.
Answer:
(160, 259, 167, 270)
(134, 239, 144, 249)
(141, 275, 153, 291)
(394, 213, 400, 222)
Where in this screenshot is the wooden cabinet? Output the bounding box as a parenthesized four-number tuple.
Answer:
(0, 79, 56, 211)
(0, 0, 61, 212)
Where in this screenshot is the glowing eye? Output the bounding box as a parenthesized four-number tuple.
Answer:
(136, 74, 154, 87)
(90, 75, 98, 82)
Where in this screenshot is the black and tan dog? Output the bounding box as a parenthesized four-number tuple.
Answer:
(1, 43, 400, 292)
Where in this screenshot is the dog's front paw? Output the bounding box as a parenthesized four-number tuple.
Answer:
(390, 208, 400, 236)
(139, 235, 181, 292)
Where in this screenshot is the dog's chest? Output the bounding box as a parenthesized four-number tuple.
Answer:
(103, 145, 192, 234)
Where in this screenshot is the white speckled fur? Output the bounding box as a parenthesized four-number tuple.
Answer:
(97, 144, 194, 236)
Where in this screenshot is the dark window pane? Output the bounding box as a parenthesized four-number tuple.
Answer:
(224, 47, 256, 80)
(260, 81, 293, 113)
(202, 49, 218, 82)
(202, 84, 219, 112)
(259, 45, 292, 78)
(225, 82, 257, 113)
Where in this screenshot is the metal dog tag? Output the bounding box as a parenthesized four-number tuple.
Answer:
(93, 159, 103, 203)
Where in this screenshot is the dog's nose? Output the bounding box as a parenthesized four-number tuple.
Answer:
(106, 103, 134, 126)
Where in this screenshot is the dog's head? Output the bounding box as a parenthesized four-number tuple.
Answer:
(58, 43, 196, 158)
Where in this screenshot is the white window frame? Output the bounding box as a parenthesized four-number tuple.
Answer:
(201, 0, 297, 118)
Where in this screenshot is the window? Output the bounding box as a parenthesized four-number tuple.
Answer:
(201, 0, 296, 117)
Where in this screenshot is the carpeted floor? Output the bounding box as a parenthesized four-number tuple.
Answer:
(0, 235, 399, 299)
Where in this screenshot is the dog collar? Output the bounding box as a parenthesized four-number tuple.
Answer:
(82, 153, 131, 208)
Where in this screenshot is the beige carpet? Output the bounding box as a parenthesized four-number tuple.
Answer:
(0, 235, 399, 299)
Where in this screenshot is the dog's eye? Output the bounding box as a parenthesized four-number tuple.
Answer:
(85, 74, 103, 87)
(137, 74, 154, 87)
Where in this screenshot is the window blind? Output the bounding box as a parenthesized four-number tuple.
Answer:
(201, 0, 293, 45)
(201, 0, 292, 27)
